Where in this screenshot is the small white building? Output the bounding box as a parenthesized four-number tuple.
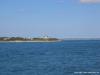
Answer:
(43, 36, 49, 39)
(3, 38, 10, 40)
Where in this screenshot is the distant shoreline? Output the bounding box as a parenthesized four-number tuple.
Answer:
(0, 40, 61, 43)
(0, 37, 61, 42)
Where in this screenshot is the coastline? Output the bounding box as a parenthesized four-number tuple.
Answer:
(0, 40, 62, 43)
(0, 37, 61, 42)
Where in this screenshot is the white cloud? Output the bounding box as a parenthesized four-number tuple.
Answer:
(80, 0, 100, 3)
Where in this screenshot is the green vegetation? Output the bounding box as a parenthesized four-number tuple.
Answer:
(0, 37, 60, 42)
(33, 38, 59, 41)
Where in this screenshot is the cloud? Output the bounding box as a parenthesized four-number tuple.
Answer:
(80, 0, 100, 3)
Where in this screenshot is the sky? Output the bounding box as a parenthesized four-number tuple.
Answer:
(0, 0, 100, 38)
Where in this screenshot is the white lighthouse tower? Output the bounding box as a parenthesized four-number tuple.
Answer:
(43, 35, 49, 39)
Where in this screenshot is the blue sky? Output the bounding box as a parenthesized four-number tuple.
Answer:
(0, 0, 100, 38)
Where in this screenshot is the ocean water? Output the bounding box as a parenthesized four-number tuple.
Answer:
(0, 40, 100, 75)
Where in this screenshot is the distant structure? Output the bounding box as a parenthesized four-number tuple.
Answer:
(43, 36, 49, 39)
(3, 37, 9, 40)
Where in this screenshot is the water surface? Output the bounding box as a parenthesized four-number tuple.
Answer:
(0, 40, 100, 75)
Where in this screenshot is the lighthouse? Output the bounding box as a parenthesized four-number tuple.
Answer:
(43, 36, 49, 39)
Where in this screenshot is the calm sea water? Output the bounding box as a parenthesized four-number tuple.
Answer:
(0, 40, 100, 75)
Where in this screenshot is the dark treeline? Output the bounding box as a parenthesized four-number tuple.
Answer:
(0, 37, 59, 41)
(0, 37, 30, 41)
